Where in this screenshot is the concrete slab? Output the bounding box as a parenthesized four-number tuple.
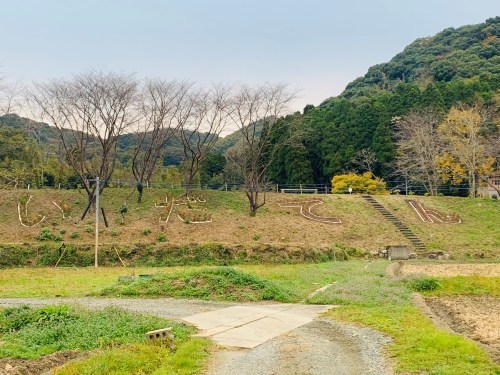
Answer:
(183, 303, 333, 348)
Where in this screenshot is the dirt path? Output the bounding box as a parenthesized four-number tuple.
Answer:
(0, 298, 392, 375)
(0, 297, 234, 319)
(401, 263, 500, 277)
(205, 319, 391, 375)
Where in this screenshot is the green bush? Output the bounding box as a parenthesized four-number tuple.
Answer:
(69, 231, 78, 239)
(410, 277, 442, 292)
(142, 228, 152, 236)
(37, 228, 62, 242)
(157, 233, 167, 242)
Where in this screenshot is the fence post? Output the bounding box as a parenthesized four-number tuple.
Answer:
(95, 177, 100, 268)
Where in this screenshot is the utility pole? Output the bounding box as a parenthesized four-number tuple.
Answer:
(95, 177, 100, 267)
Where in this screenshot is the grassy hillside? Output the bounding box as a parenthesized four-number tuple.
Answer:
(0, 189, 498, 259)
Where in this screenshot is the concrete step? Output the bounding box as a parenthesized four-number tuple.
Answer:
(363, 195, 427, 251)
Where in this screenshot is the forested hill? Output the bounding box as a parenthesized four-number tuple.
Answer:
(0, 114, 209, 167)
(337, 17, 499, 100)
(268, 17, 499, 188)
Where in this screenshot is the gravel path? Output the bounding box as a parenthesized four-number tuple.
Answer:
(205, 318, 391, 375)
(0, 297, 234, 320)
(0, 298, 392, 375)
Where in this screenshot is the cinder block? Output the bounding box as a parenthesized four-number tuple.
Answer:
(145, 327, 176, 351)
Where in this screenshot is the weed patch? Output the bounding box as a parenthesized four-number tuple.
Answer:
(37, 227, 62, 242)
(53, 339, 210, 375)
(423, 275, 500, 298)
(0, 305, 192, 360)
(98, 267, 295, 302)
(0, 242, 367, 269)
(409, 277, 442, 292)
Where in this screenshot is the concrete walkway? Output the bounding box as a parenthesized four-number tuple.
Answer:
(184, 303, 333, 348)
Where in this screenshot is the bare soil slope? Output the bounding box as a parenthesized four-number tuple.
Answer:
(0, 189, 498, 257)
(402, 263, 500, 277)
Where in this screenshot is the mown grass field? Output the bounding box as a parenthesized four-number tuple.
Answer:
(0, 188, 498, 258)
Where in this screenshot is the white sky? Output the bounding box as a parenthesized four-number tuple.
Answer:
(1, 0, 499, 113)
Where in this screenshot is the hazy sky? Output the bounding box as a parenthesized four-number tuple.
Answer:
(1, 0, 499, 111)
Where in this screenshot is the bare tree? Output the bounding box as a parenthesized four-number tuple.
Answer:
(177, 84, 232, 196)
(351, 148, 377, 176)
(228, 83, 297, 215)
(0, 77, 23, 116)
(394, 109, 443, 196)
(131, 79, 190, 202)
(29, 71, 138, 213)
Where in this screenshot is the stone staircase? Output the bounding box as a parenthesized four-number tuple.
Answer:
(362, 195, 426, 251)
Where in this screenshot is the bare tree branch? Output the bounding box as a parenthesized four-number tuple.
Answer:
(351, 148, 377, 176)
(131, 79, 191, 202)
(0, 77, 23, 116)
(394, 109, 443, 196)
(28, 71, 138, 212)
(177, 83, 232, 196)
(227, 83, 297, 215)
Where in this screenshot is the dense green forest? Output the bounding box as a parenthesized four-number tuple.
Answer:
(268, 17, 500, 193)
(1, 17, 499, 197)
(340, 16, 500, 99)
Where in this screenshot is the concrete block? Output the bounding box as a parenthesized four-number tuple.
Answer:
(146, 327, 175, 351)
(387, 246, 410, 260)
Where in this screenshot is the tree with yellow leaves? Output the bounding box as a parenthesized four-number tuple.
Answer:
(437, 104, 497, 197)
